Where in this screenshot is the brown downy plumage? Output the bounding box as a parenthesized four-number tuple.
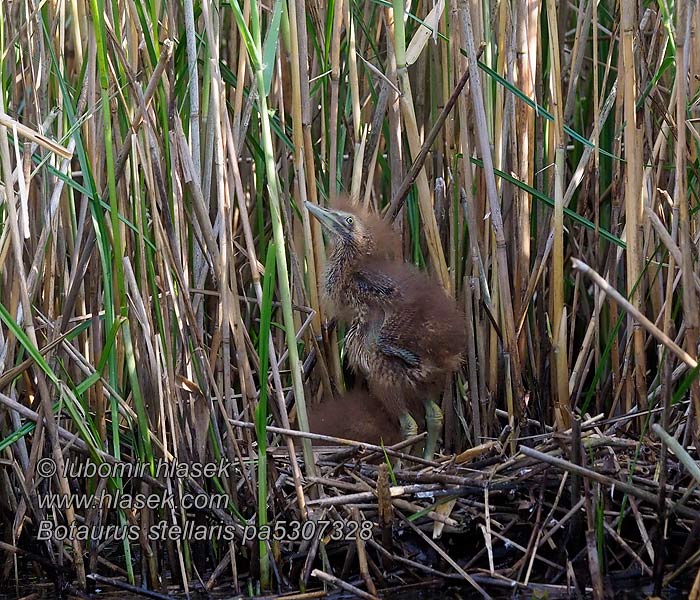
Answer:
(341, 258, 467, 418)
(307, 388, 403, 446)
(305, 198, 466, 437)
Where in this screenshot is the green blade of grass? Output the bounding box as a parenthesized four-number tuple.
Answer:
(256, 242, 277, 589)
(469, 156, 625, 249)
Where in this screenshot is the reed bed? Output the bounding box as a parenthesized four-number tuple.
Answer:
(0, 0, 699, 597)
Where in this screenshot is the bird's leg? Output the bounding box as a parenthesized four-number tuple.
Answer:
(423, 400, 443, 459)
(398, 411, 418, 459)
(399, 411, 418, 441)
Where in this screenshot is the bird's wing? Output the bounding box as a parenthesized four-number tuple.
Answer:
(353, 268, 401, 302)
(376, 332, 422, 369)
(354, 259, 466, 374)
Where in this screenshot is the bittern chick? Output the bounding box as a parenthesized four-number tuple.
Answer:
(308, 388, 403, 447)
(305, 199, 466, 458)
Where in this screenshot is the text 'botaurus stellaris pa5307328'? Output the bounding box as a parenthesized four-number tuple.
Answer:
(305, 198, 466, 459)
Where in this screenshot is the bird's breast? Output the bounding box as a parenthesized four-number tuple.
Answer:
(345, 320, 373, 376)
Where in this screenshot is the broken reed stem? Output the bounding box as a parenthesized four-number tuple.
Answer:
(571, 258, 698, 369)
(519, 446, 699, 520)
(652, 423, 700, 485)
(228, 418, 438, 467)
(311, 569, 378, 600)
(0, 110, 72, 159)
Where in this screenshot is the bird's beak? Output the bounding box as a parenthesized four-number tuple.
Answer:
(304, 201, 343, 233)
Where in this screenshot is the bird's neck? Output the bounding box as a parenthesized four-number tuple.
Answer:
(325, 242, 362, 297)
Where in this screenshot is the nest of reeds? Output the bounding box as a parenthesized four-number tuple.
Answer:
(30, 408, 696, 600)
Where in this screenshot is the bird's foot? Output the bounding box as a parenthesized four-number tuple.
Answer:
(423, 400, 443, 460)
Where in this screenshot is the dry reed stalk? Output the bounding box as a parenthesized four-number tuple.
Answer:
(311, 568, 379, 600)
(590, 0, 602, 414)
(287, 0, 321, 336)
(674, 1, 700, 437)
(390, 0, 451, 291)
(492, 0, 507, 203)
(0, 111, 71, 159)
(384, 44, 484, 222)
(345, 0, 361, 143)
(1, 62, 91, 588)
(221, 79, 314, 516)
(514, 0, 537, 363)
(545, 0, 569, 429)
(328, 0, 344, 202)
(455, 28, 487, 439)
(232, 0, 251, 145)
(459, 0, 523, 418)
(621, 0, 648, 411)
(383, 10, 404, 204)
(252, 1, 317, 479)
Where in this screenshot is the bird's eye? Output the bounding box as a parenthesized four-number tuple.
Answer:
(345, 216, 354, 225)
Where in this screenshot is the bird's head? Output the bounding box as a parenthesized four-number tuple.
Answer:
(304, 198, 399, 258)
